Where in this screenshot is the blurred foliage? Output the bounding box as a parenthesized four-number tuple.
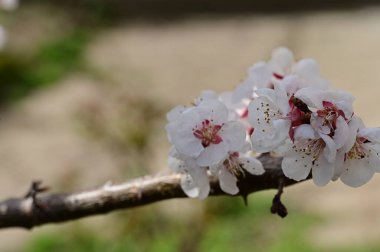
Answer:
(0, 30, 89, 107)
(76, 94, 164, 153)
(75, 91, 166, 177)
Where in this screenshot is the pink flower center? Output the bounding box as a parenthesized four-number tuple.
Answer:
(223, 152, 242, 176)
(346, 137, 368, 161)
(193, 119, 223, 147)
(292, 138, 326, 164)
(287, 96, 311, 141)
(317, 101, 346, 131)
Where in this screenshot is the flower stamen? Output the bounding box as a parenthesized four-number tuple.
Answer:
(193, 119, 223, 147)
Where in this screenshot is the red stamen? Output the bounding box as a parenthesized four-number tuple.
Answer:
(273, 73, 284, 80)
(193, 120, 223, 147)
(241, 108, 249, 118)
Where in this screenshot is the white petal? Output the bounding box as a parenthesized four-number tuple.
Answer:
(320, 133, 337, 163)
(294, 87, 323, 109)
(219, 121, 247, 151)
(247, 96, 277, 129)
(239, 157, 265, 175)
(281, 75, 303, 96)
(196, 143, 229, 166)
(232, 82, 252, 102)
(198, 99, 228, 125)
(333, 150, 345, 180)
(219, 167, 239, 195)
(282, 155, 312, 181)
(181, 167, 210, 199)
(333, 117, 349, 149)
(166, 123, 204, 157)
(294, 124, 317, 140)
(294, 59, 320, 76)
(209, 163, 221, 175)
(323, 90, 355, 112)
(255, 88, 276, 102)
(180, 173, 200, 198)
(342, 116, 363, 153)
(312, 156, 334, 187)
(274, 82, 291, 114)
(247, 61, 273, 88)
(294, 59, 330, 90)
(270, 47, 294, 73)
(168, 156, 187, 172)
(167, 105, 187, 122)
(340, 159, 374, 187)
(367, 143, 380, 172)
(251, 119, 290, 152)
(360, 128, 380, 143)
(194, 90, 218, 105)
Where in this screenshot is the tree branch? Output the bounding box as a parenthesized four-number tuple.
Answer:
(0, 154, 307, 230)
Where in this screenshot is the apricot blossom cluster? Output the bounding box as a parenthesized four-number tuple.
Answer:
(166, 47, 380, 199)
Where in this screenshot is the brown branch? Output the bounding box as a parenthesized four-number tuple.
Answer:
(0, 155, 308, 230)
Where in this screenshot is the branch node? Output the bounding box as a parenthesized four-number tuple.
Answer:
(24, 181, 50, 211)
(270, 178, 288, 218)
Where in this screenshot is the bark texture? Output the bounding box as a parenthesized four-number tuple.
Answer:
(0, 154, 306, 230)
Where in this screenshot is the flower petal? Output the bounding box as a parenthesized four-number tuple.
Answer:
(342, 116, 363, 153)
(294, 124, 317, 140)
(247, 61, 273, 88)
(239, 157, 265, 175)
(333, 150, 345, 180)
(282, 155, 312, 181)
(219, 167, 239, 195)
(270, 47, 294, 74)
(251, 119, 291, 153)
(166, 122, 204, 157)
(194, 90, 218, 105)
(367, 143, 380, 172)
(219, 121, 247, 151)
(320, 133, 337, 163)
(168, 156, 186, 172)
(198, 99, 228, 125)
(274, 82, 291, 115)
(166, 105, 187, 122)
(248, 95, 278, 129)
(293, 59, 330, 90)
(196, 142, 229, 166)
(333, 117, 349, 149)
(312, 156, 334, 186)
(360, 128, 380, 144)
(340, 159, 374, 187)
(295, 87, 323, 109)
(181, 167, 210, 199)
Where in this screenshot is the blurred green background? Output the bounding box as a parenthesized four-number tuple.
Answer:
(1, 1, 380, 251)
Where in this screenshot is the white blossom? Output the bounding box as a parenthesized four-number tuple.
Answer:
(335, 117, 380, 187)
(166, 98, 247, 167)
(168, 149, 210, 199)
(282, 124, 337, 186)
(165, 47, 379, 199)
(209, 143, 265, 195)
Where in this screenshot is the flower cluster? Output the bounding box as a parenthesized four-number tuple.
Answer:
(166, 47, 380, 199)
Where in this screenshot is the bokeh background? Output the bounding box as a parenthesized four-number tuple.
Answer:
(1, 1, 380, 251)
